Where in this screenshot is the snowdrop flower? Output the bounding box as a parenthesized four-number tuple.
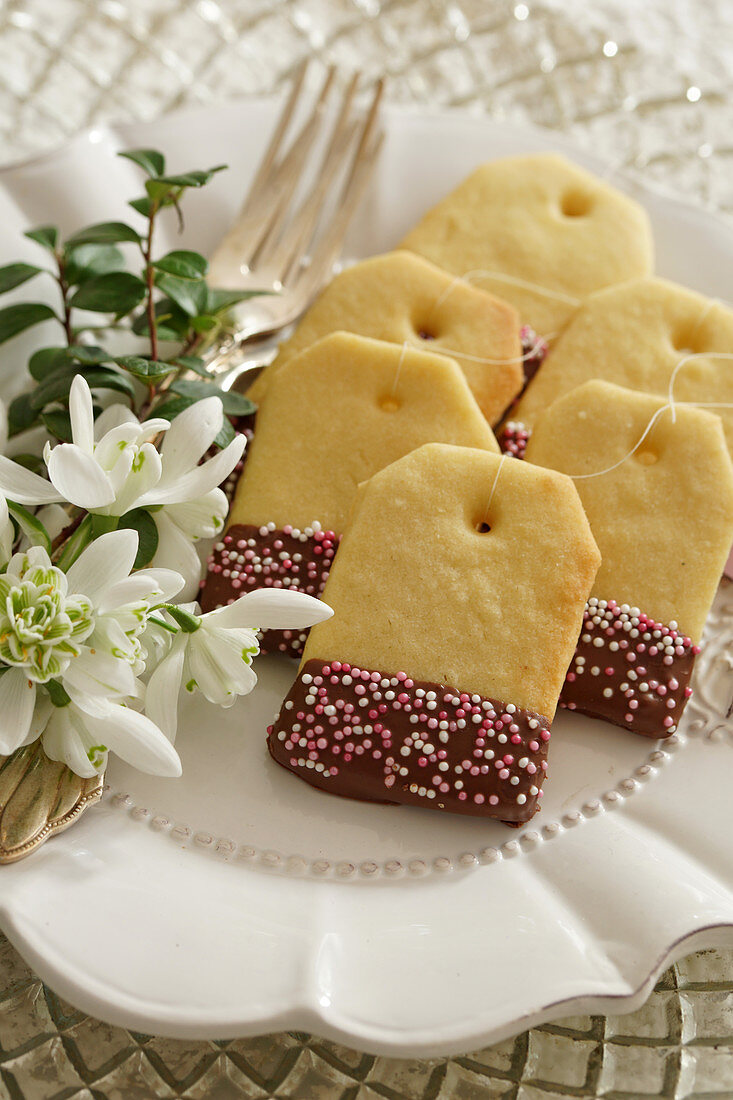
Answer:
(0, 374, 244, 542)
(0, 529, 184, 779)
(42, 695, 180, 780)
(146, 588, 333, 742)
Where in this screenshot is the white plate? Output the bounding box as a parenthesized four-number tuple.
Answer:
(1, 99, 733, 1057)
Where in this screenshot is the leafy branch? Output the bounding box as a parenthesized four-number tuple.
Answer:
(0, 146, 263, 570)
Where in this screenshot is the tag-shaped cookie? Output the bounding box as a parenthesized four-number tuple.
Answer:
(201, 333, 500, 653)
(509, 277, 733, 458)
(400, 153, 653, 335)
(525, 380, 733, 737)
(247, 250, 523, 425)
(267, 443, 600, 823)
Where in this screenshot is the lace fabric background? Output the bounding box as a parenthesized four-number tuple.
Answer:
(0, 0, 732, 1096)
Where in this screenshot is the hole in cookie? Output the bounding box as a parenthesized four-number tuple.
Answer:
(636, 449, 659, 466)
(475, 521, 492, 534)
(379, 395, 401, 412)
(671, 328, 697, 355)
(417, 328, 436, 341)
(560, 190, 593, 217)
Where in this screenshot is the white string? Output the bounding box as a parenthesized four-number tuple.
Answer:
(667, 350, 733, 421)
(688, 296, 723, 344)
(432, 269, 582, 313)
(390, 341, 409, 397)
(569, 405, 673, 480)
(561, 351, 733, 480)
(482, 454, 507, 523)
(426, 333, 556, 367)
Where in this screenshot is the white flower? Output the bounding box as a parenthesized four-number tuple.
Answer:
(146, 588, 334, 742)
(0, 374, 244, 530)
(0, 546, 94, 682)
(0, 529, 184, 779)
(42, 695, 182, 780)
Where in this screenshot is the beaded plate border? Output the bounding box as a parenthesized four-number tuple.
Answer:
(100, 585, 732, 881)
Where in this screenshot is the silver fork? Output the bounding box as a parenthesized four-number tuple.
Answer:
(202, 63, 384, 389)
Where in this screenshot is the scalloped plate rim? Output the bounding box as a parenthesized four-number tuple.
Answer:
(1, 99, 733, 1056)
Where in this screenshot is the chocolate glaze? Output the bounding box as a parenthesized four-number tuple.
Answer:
(200, 523, 339, 656)
(268, 659, 551, 824)
(560, 598, 698, 738)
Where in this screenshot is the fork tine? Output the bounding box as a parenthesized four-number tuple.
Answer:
(207, 64, 334, 286)
(290, 127, 385, 311)
(262, 71, 363, 282)
(243, 66, 338, 269)
(239, 58, 309, 216)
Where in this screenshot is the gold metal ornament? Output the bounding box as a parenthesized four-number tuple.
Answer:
(0, 742, 103, 864)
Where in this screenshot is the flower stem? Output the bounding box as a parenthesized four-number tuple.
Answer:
(55, 256, 73, 345)
(143, 203, 159, 363)
(50, 509, 85, 555)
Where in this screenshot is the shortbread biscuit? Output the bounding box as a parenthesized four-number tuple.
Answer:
(510, 277, 733, 455)
(201, 334, 499, 653)
(525, 380, 733, 736)
(247, 251, 523, 425)
(400, 153, 653, 334)
(268, 443, 600, 823)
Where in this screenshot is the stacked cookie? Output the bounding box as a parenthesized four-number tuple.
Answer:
(202, 152, 733, 824)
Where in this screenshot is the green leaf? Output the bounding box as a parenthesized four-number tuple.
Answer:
(174, 354, 210, 376)
(41, 409, 73, 442)
(12, 453, 45, 475)
(128, 196, 154, 218)
(114, 355, 176, 381)
(154, 273, 207, 317)
(7, 501, 51, 553)
(151, 394, 195, 418)
(64, 243, 126, 285)
(206, 287, 271, 314)
(164, 603, 201, 632)
(213, 416, 235, 448)
(68, 344, 111, 365)
(29, 346, 70, 381)
(30, 343, 111, 384)
(47, 679, 71, 707)
(31, 366, 136, 410)
(144, 179, 179, 203)
(190, 314, 218, 334)
(169, 378, 255, 417)
(153, 250, 208, 280)
(24, 225, 58, 252)
(132, 297, 190, 341)
(91, 514, 119, 538)
(155, 167, 226, 189)
(118, 148, 166, 177)
(8, 393, 38, 436)
(143, 165, 226, 203)
(118, 508, 159, 568)
(69, 272, 146, 315)
(0, 302, 56, 345)
(66, 221, 141, 247)
(0, 263, 44, 295)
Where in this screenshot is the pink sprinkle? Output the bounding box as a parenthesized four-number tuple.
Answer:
(474, 793, 485, 805)
(489, 795, 499, 806)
